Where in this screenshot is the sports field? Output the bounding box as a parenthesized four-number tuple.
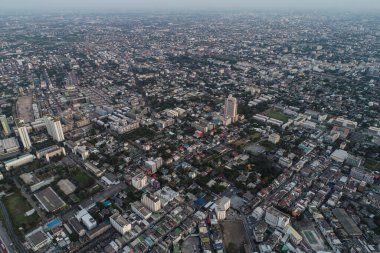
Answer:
(263, 109, 289, 122)
(304, 230, 318, 244)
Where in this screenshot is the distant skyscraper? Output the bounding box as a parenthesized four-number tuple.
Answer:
(16, 119, 32, 149)
(0, 115, 11, 136)
(224, 95, 238, 122)
(44, 116, 65, 142)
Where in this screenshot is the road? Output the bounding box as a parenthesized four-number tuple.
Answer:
(242, 216, 256, 253)
(0, 200, 29, 253)
(0, 220, 17, 253)
(0, 224, 12, 253)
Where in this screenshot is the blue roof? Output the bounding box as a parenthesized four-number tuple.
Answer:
(47, 218, 62, 229)
(195, 196, 205, 206)
(102, 200, 111, 206)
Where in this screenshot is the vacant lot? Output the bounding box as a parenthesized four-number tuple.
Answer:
(4, 191, 40, 231)
(220, 220, 247, 253)
(182, 236, 200, 253)
(16, 96, 34, 122)
(263, 109, 289, 123)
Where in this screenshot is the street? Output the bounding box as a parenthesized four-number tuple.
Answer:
(0, 200, 28, 253)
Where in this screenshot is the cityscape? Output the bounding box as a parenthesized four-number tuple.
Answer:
(0, 2, 379, 253)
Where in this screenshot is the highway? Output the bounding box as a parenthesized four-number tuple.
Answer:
(0, 238, 9, 253)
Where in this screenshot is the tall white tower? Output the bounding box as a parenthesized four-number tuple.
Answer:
(44, 116, 65, 142)
(0, 115, 11, 136)
(16, 119, 32, 149)
(224, 95, 238, 122)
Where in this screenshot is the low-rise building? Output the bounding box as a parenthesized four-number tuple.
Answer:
(130, 201, 152, 220)
(268, 133, 280, 144)
(132, 173, 147, 190)
(36, 145, 66, 162)
(110, 213, 131, 235)
(265, 206, 290, 230)
(3, 154, 35, 171)
(25, 227, 52, 252)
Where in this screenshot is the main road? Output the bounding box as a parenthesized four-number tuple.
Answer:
(0, 200, 29, 253)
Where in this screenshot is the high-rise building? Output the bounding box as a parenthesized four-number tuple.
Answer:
(16, 119, 32, 149)
(44, 116, 65, 142)
(224, 95, 238, 122)
(0, 115, 11, 136)
(141, 193, 161, 212)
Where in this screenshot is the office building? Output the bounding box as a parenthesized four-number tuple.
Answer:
(44, 116, 65, 142)
(16, 119, 32, 149)
(224, 95, 238, 122)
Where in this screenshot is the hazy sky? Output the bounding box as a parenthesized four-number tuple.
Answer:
(2, 0, 380, 12)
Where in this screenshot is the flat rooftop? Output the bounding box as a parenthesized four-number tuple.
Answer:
(34, 187, 66, 212)
(0, 137, 20, 150)
(332, 208, 362, 236)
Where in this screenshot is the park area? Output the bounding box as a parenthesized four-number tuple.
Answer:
(73, 171, 95, 189)
(72, 170, 101, 201)
(3, 191, 40, 232)
(121, 127, 155, 141)
(263, 109, 289, 123)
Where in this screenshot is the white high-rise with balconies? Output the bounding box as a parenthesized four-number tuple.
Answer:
(44, 116, 65, 142)
(224, 95, 238, 122)
(0, 115, 11, 136)
(16, 119, 32, 149)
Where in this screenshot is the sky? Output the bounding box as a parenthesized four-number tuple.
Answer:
(1, 0, 380, 12)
